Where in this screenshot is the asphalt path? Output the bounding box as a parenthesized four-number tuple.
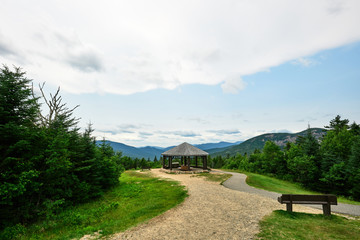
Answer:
(220, 170, 360, 216)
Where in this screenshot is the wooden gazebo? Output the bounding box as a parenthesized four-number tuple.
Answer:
(161, 142, 209, 170)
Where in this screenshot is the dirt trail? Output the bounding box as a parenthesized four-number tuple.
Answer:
(110, 169, 321, 240)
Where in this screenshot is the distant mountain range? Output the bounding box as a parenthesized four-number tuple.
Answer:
(209, 128, 326, 157)
(96, 140, 243, 160)
(97, 128, 326, 159)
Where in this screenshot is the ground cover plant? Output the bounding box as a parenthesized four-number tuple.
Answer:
(256, 210, 360, 240)
(192, 172, 232, 184)
(244, 172, 360, 205)
(1, 171, 187, 240)
(222, 169, 360, 205)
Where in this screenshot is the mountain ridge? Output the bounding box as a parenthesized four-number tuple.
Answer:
(210, 128, 326, 157)
(96, 140, 242, 160)
(96, 128, 326, 159)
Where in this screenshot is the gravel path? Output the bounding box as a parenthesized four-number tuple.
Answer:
(221, 171, 360, 216)
(110, 169, 321, 240)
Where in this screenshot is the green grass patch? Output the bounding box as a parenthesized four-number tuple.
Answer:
(244, 172, 360, 205)
(192, 172, 232, 184)
(257, 210, 360, 240)
(222, 169, 360, 205)
(10, 171, 187, 240)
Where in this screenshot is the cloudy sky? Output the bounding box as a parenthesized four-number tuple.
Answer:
(1, 0, 360, 147)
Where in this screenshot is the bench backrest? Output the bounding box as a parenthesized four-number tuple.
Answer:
(278, 194, 337, 205)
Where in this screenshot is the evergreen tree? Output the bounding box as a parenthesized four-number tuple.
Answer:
(349, 122, 360, 136)
(348, 136, 360, 200)
(262, 141, 286, 176)
(0, 66, 42, 227)
(325, 115, 349, 132)
(1, 66, 124, 230)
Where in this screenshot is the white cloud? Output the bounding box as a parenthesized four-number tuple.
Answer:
(292, 57, 318, 67)
(208, 129, 241, 135)
(1, 0, 360, 95)
(221, 77, 247, 94)
(270, 129, 293, 134)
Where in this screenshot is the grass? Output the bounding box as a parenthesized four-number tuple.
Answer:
(12, 171, 187, 240)
(223, 169, 360, 205)
(192, 172, 232, 184)
(256, 210, 360, 240)
(245, 172, 360, 205)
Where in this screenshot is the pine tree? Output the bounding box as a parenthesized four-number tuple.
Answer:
(0, 66, 42, 228)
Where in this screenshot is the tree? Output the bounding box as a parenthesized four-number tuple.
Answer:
(287, 155, 318, 186)
(247, 152, 263, 173)
(325, 115, 349, 132)
(289, 128, 321, 187)
(348, 136, 360, 200)
(320, 127, 353, 173)
(296, 127, 320, 157)
(319, 116, 356, 196)
(262, 141, 286, 176)
(0, 65, 124, 233)
(0, 66, 42, 228)
(349, 122, 360, 136)
(37, 83, 79, 130)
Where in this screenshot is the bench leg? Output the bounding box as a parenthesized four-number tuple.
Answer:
(286, 203, 293, 212)
(322, 204, 331, 216)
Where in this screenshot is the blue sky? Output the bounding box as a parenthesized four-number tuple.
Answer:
(1, 1, 360, 147)
(61, 42, 360, 147)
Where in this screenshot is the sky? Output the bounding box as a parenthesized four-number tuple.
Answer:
(1, 0, 360, 147)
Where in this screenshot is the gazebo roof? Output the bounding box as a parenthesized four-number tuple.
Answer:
(162, 142, 209, 157)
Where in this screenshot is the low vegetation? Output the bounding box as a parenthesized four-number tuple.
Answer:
(256, 210, 360, 240)
(245, 172, 360, 205)
(1, 171, 187, 240)
(192, 172, 232, 184)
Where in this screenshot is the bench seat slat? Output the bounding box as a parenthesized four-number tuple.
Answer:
(280, 201, 335, 204)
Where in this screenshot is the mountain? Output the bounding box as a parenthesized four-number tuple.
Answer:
(194, 141, 243, 150)
(97, 129, 326, 159)
(96, 140, 242, 160)
(96, 141, 164, 160)
(210, 128, 326, 157)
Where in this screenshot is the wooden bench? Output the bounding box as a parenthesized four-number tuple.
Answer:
(172, 162, 180, 168)
(278, 194, 337, 216)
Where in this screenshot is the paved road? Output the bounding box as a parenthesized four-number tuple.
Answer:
(220, 170, 360, 216)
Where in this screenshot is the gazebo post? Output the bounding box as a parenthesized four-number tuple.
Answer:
(195, 156, 198, 168)
(203, 156, 207, 170)
(162, 156, 166, 169)
(169, 156, 173, 170)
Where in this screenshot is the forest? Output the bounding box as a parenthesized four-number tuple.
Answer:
(0, 66, 126, 232)
(0, 66, 161, 233)
(209, 115, 360, 201)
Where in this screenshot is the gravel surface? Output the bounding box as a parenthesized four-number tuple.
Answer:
(110, 169, 321, 240)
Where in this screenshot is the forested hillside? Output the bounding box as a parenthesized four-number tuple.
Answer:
(210, 128, 326, 157)
(209, 115, 360, 201)
(96, 140, 164, 159)
(98, 140, 242, 160)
